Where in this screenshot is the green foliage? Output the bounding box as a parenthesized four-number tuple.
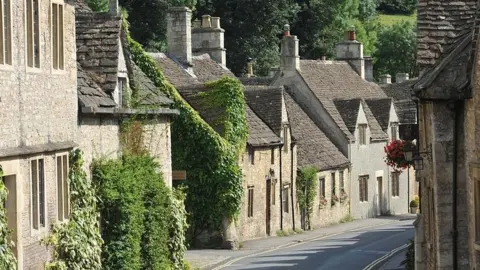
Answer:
(410, 199, 418, 208)
(373, 21, 417, 81)
(378, 13, 416, 26)
(86, 0, 109, 12)
(120, 0, 196, 52)
(358, 0, 378, 22)
(339, 214, 354, 223)
(122, 17, 246, 242)
(401, 238, 415, 270)
(42, 150, 103, 270)
(378, 0, 417, 15)
(94, 154, 187, 269)
(0, 167, 16, 270)
(296, 167, 318, 230)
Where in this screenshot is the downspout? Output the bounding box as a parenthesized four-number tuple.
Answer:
(290, 140, 296, 231)
(279, 144, 283, 231)
(452, 101, 460, 269)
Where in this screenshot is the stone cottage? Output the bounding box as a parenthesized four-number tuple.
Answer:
(73, 0, 178, 186)
(270, 28, 410, 219)
(412, 1, 480, 269)
(0, 0, 77, 268)
(149, 7, 298, 242)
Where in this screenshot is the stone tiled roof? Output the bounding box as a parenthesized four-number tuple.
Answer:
(245, 105, 282, 147)
(77, 63, 116, 108)
(333, 99, 361, 133)
(130, 61, 173, 106)
(148, 53, 198, 87)
(244, 86, 284, 135)
(75, 12, 122, 94)
(365, 98, 393, 131)
(299, 60, 388, 141)
(240, 77, 275, 86)
(192, 54, 234, 82)
(284, 91, 349, 170)
(381, 80, 418, 124)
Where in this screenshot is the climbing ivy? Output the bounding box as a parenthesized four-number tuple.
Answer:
(42, 149, 103, 270)
(0, 167, 17, 270)
(296, 167, 318, 231)
(122, 16, 248, 242)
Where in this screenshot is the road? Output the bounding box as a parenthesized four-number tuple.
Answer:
(219, 220, 413, 270)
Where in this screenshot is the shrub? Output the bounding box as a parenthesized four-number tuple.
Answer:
(378, 0, 417, 15)
(410, 199, 418, 208)
(401, 238, 415, 270)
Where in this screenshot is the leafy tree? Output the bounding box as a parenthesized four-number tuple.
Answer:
(378, 0, 417, 15)
(358, 0, 378, 22)
(195, 0, 299, 76)
(373, 21, 417, 81)
(120, 0, 197, 52)
(86, 0, 109, 12)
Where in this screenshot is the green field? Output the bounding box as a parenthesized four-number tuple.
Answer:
(379, 12, 416, 26)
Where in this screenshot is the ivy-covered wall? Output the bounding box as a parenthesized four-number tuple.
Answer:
(122, 17, 248, 244)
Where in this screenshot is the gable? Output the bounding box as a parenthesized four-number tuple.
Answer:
(365, 98, 393, 131)
(333, 99, 361, 133)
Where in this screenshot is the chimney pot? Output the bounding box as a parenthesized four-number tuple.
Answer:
(193, 19, 201, 28)
(202, 15, 212, 28)
(396, 73, 409, 83)
(212, 17, 221, 29)
(108, 0, 119, 15)
(283, 24, 290, 36)
(379, 74, 392, 84)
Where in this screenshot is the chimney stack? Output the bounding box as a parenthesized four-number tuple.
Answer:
(108, 0, 119, 15)
(336, 26, 365, 79)
(280, 24, 300, 72)
(192, 15, 226, 66)
(364, 56, 374, 82)
(379, 74, 392, 84)
(396, 73, 409, 83)
(167, 7, 193, 65)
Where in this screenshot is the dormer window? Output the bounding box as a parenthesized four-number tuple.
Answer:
(116, 77, 127, 107)
(283, 126, 289, 153)
(52, 3, 64, 70)
(0, 0, 12, 65)
(358, 124, 367, 145)
(26, 0, 40, 68)
(390, 122, 398, 141)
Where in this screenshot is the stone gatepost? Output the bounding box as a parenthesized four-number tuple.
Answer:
(414, 213, 426, 270)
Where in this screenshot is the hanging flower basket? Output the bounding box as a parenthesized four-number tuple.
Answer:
(339, 190, 348, 204)
(384, 140, 415, 172)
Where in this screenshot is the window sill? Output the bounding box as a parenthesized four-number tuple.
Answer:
(30, 226, 48, 238)
(26, 67, 42, 74)
(0, 64, 14, 71)
(52, 68, 67, 75)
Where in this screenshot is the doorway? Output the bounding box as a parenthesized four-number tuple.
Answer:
(3, 175, 18, 257)
(266, 178, 271, 236)
(376, 177, 383, 216)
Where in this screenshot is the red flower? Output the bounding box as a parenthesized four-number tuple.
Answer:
(384, 140, 414, 172)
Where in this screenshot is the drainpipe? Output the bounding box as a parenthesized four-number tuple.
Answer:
(290, 140, 296, 231)
(279, 144, 283, 231)
(452, 101, 460, 270)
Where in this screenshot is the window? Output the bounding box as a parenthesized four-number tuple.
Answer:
(31, 158, 45, 229)
(271, 148, 275, 165)
(247, 186, 254, 217)
(271, 181, 276, 205)
(339, 170, 345, 191)
(283, 126, 289, 153)
(391, 172, 400, 197)
(57, 155, 69, 221)
(248, 148, 255, 165)
(26, 0, 40, 68)
(358, 124, 367, 145)
(319, 177, 325, 198)
(474, 168, 480, 244)
(52, 3, 64, 70)
(331, 172, 336, 196)
(391, 122, 398, 141)
(282, 184, 289, 213)
(0, 0, 12, 65)
(359, 175, 369, 202)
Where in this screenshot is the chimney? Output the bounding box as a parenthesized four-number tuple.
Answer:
(192, 15, 226, 66)
(396, 73, 409, 83)
(336, 26, 365, 79)
(364, 56, 374, 82)
(167, 7, 192, 65)
(108, 0, 119, 15)
(280, 24, 300, 72)
(247, 58, 254, 78)
(379, 74, 392, 84)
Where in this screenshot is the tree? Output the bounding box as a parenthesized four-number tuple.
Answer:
(373, 21, 417, 81)
(378, 0, 417, 15)
(358, 0, 378, 22)
(195, 0, 299, 76)
(86, 0, 109, 12)
(120, 0, 197, 52)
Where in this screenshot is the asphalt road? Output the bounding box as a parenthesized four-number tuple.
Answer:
(221, 220, 413, 270)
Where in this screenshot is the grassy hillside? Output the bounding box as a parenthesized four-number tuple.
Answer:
(379, 12, 416, 26)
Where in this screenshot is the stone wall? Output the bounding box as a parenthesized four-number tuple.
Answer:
(0, 1, 77, 268)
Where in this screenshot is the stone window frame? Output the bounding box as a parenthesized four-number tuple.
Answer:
(391, 172, 400, 197)
(331, 172, 336, 198)
(56, 153, 70, 222)
(282, 184, 289, 213)
(25, 0, 41, 70)
(248, 147, 255, 165)
(318, 177, 326, 198)
(359, 175, 369, 202)
(51, 0, 65, 71)
(270, 148, 275, 165)
(339, 170, 345, 191)
(470, 163, 480, 250)
(247, 185, 254, 218)
(0, 0, 13, 67)
(271, 179, 276, 205)
(30, 156, 47, 235)
(390, 122, 398, 141)
(358, 124, 368, 145)
(283, 125, 289, 153)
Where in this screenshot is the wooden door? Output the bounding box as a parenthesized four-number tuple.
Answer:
(266, 178, 271, 236)
(3, 175, 18, 257)
(376, 177, 383, 216)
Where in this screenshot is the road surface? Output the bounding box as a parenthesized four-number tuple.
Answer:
(219, 220, 413, 270)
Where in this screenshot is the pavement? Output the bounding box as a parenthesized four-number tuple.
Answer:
(378, 249, 407, 270)
(185, 214, 416, 270)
